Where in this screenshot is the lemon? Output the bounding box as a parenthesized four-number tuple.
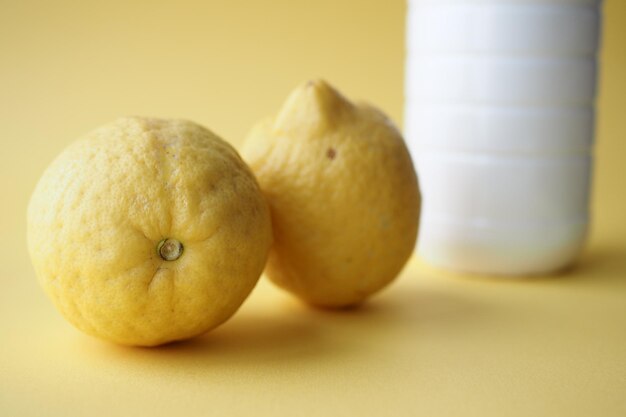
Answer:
(27, 117, 272, 346)
(242, 80, 420, 307)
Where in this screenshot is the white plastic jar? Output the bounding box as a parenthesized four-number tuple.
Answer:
(405, 0, 602, 275)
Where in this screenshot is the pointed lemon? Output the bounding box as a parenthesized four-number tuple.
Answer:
(242, 80, 420, 307)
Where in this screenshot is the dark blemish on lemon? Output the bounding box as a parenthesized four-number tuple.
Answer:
(326, 148, 336, 160)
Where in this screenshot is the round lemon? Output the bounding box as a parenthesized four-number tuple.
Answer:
(242, 80, 420, 308)
(27, 117, 272, 346)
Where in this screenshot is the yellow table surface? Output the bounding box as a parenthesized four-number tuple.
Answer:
(1, 1, 625, 416)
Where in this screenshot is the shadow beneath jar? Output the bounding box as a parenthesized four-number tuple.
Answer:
(568, 246, 626, 274)
(549, 245, 626, 291)
(417, 243, 626, 287)
(512, 245, 626, 286)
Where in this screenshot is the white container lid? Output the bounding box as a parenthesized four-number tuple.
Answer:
(407, 2, 600, 56)
(409, 0, 601, 5)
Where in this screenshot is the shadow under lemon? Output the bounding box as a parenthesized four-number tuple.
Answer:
(73, 262, 487, 373)
(50, 240, 626, 377)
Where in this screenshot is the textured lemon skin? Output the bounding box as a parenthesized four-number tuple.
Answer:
(242, 80, 420, 307)
(27, 117, 272, 346)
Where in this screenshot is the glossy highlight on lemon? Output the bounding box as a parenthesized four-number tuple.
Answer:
(242, 80, 420, 307)
(27, 117, 272, 346)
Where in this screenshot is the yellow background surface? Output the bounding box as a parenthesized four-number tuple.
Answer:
(1, 0, 625, 416)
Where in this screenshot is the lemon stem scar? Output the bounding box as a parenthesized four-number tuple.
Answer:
(157, 238, 183, 261)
